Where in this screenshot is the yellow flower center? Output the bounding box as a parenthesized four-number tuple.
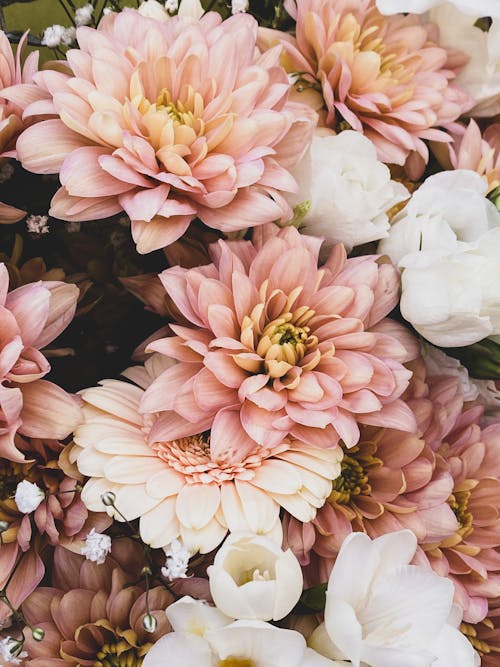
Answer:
(448, 490, 474, 539)
(219, 659, 256, 667)
(329, 442, 381, 505)
(461, 619, 500, 657)
(94, 640, 144, 667)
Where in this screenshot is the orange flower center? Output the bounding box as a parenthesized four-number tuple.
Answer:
(219, 659, 256, 667)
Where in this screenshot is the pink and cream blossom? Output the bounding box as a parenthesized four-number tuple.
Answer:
(73, 354, 342, 554)
(259, 0, 472, 174)
(142, 224, 419, 454)
(7, 8, 316, 253)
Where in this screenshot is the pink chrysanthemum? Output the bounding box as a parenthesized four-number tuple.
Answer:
(259, 0, 472, 172)
(141, 224, 419, 455)
(73, 355, 342, 553)
(6, 9, 316, 253)
(0, 31, 38, 224)
(0, 263, 82, 462)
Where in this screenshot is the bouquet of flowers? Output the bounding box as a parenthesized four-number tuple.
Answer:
(0, 0, 499, 664)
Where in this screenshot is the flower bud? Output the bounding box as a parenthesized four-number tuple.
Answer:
(101, 491, 116, 506)
(32, 628, 45, 642)
(142, 613, 157, 633)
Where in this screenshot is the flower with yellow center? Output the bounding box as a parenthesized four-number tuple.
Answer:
(11, 7, 317, 254)
(258, 0, 472, 173)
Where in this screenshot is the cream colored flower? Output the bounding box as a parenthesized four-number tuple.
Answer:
(207, 533, 303, 621)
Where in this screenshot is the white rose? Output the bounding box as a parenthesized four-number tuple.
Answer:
(376, 0, 500, 16)
(379, 170, 500, 347)
(289, 130, 408, 252)
(207, 533, 303, 621)
(309, 531, 479, 667)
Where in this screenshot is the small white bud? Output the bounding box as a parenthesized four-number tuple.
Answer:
(75, 3, 93, 26)
(231, 0, 248, 13)
(0, 637, 27, 664)
(101, 490, 116, 506)
(142, 613, 158, 633)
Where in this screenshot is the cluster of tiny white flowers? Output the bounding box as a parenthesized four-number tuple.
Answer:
(26, 214, 50, 234)
(41, 24, 76, 48)
(161, 539, 190, 580)
(75, 3, 94, 27)
(165, 0, 179, 13)
(14, 480, 45, 514)
(231, 0, 249, 13)
(81, 528, 112, 565)
(0, 638, 27, 665)
(0, 163, 14, 184)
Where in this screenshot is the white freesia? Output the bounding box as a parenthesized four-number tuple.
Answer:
(207, 533, 303, 622)
(143, 596, 338, 667)
(309, 531, 479, 667)
(379, 170, 500, 347)
(289, 131, 408, 252)
(376, 0, 500, 16)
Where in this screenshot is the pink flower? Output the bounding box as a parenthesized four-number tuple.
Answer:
(259, 0, 472, 174)
(0, 31, 38, 224)
(73, 355, 342, 553)
(436, 120, 500, 194)
(8, 9, 316, 253)
(0, 263, 82, 461)
(141, 224, 419, 456)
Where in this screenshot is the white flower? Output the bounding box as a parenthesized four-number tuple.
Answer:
(379, 170, 500, 347)
(427, 7, 500, 118)
(207, 533, 303, 622)
(231, 0, 249, 13)
(309, 531, 480, 667)
(143, 596, 338, 667)
(61, 26, 77, 46)
(165, 0, 179, 12)
(41, 24, 66, 48)
(81, 528, 112, 565)
(0, 637, 27, 665)
(423, 346, 479, 400)
(162, 538, 190, 580)
(139, 0, 169, 19)
(26, 214, 49, 234)
(75, 3, 93, 26)
(14, 480, 44, 514)
(289, 131, 408, 252)
(376, 0, 500, 16)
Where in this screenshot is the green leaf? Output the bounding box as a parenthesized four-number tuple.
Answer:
(444, 338, 500, 380)
(294, 583, 327, 614)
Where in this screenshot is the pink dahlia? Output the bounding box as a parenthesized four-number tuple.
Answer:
(73, 354, 342, 553)
(421, 414, 500, 623)
(22, 539, 173, 666)
(0, 31, 38, 224)
(0, 263, 82, 462)
(7, 9, 316, 254)
(284, 420, 456, 587)
(259, 0, 472, 172)
(142, 224, 419, 454)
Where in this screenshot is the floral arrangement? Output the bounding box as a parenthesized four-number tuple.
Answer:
(0, 0, 499, 664)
